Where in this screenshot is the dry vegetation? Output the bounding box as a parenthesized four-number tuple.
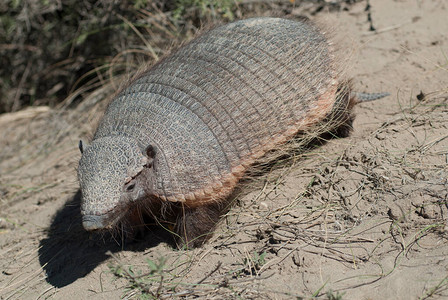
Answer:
(0, 0, 356, 113)
(1, 0, 448, 299)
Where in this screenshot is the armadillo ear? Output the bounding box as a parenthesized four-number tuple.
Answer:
(145, 144, 156, 159)
(79, 140, 84, 154)
(144, 145, 155, 168)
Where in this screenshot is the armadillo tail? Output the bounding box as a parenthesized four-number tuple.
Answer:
(354, 92, 390, 102)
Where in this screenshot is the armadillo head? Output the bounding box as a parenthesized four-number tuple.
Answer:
(77, 136, 155, 231)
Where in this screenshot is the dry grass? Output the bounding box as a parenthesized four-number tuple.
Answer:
(0, 0, 361, 113)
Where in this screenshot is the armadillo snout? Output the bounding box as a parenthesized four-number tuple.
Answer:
(78, 136, 150, 231)
(82, 214, 109, 231)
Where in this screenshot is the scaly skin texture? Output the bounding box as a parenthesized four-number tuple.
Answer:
(78, 17, 355, 247)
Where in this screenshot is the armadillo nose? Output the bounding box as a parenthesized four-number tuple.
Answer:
(82, 215, 107, 231)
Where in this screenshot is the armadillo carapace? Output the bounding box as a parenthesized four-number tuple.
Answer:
(78, 17, 357, 247)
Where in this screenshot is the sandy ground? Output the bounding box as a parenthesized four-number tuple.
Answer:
(1, 0, 448, 299)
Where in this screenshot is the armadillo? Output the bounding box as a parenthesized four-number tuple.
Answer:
(77, 17, 387, 247)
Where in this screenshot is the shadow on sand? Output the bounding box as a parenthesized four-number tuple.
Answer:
(38, 190, 173, 288)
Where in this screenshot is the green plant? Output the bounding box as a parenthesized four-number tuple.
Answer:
(326, 289, 345, 300)
(241, 250, 267, 276)
(109, 252, 169, 298)
(173, 0, 236, 21)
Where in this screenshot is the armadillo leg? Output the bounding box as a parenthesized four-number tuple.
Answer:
(173, 201, 231, 248)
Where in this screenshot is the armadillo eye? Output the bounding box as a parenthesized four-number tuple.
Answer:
(145, 144, 155, 158)
(126, 183, 135, 192)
